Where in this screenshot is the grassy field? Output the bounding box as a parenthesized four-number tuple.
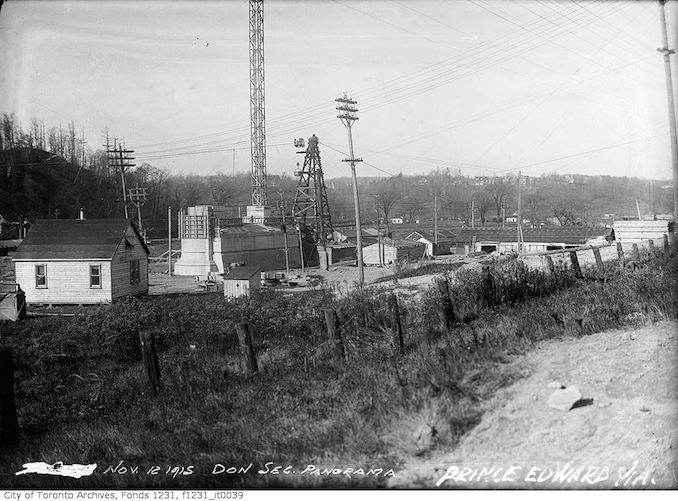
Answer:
(0, 249, 675, 488)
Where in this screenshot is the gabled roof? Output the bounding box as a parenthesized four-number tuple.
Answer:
(406, 230, 453, 243)
(13, 219, 149, 260)
(222, 266, 261, 280)
(369, 238, 426, 249)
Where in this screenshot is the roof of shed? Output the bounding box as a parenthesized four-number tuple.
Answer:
(367, 238, 426, 249)
(406, 230, 453, 243)
(222, 266, 261, 280)
(13, 219, 149, 260)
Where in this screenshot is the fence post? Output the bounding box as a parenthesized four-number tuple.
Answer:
(544, 255, 555, 275)
(632, 243, 640, 262)
(0, 348, 19, 446)
(139, 331, 161, 393)
(648, 239, 656, 258)
(592, 247, 604, 276)
(569, 251, 583, 278)
(235, 323, 259, 375)
(663, 234, 670, 253)
(437, 278, 456, 329)
(482, 265, 494, 306)
(616, 242, 624, 265)
(389, 293, 405, 355)
(323, 309, 345, 363)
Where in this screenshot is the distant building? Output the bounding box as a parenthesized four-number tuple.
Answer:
(391, 217, 404, 225)
(363, 238, 426, 265)
(405, 230, 452, 256)
(453, 226, 614, 254)
(0, 213, 22, 240)
(504, 212, 519, 224)
(13, 219, 149, 305)
(613, 220, 673, 243)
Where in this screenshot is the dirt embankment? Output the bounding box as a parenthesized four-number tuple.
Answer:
(391, 321, 678, 489)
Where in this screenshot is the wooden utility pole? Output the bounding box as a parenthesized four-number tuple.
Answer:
(375, 197, 382, 266)
(658, 0, 678, 220)
(278, 193, 290, 277)
(517, 171, 523, 252)
(434, 194, 438, 244)
(168, 206, 173, 276)
(636, 199, 642, 220)
(336, 94, 364, 286)
(471, 199, 475, 229)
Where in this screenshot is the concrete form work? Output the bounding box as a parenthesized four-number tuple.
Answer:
(173, 205, 302, 277)
(215, 223, 300, 272)
(173, 206, 220, 276)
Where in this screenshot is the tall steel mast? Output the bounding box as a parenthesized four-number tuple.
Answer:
(249, 0, 267, 207)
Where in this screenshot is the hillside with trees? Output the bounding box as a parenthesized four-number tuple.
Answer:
(1, 112, 673, 238)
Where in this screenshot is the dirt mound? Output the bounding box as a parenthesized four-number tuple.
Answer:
(391, 321, 678, 489)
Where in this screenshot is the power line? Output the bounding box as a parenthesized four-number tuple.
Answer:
(132, 1, 632, 152)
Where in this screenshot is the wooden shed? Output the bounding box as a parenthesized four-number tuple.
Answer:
(405, 230, 453, 256)
(363, 238, 426, 265)
(0, 283, 26, 321)
(12, 219, 149, 305)
(222, 266, 261, 299)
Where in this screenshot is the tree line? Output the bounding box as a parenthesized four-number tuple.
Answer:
(2, 113, 672, 238)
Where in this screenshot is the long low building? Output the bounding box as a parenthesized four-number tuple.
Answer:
(454, 226, 615, 254)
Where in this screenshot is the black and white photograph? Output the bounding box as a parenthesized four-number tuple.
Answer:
(0, 0, 677, 493)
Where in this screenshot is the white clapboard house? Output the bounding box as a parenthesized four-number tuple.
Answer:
(13, 219, 149, 305)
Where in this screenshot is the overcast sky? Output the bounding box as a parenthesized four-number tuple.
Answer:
(1, 0, 677, 180)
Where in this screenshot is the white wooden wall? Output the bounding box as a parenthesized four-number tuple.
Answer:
(111, 226, 149, 299)
(15, 261, 112, 304)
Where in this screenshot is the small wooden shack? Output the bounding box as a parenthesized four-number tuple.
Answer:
(13, 219, 149, 305)
(405, 230, 453, 256)
(0, 283, 26, 321)
(363, 238, 426, 265)
(223, 266, 261, 299)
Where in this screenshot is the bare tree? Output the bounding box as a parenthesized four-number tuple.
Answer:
(474, 189, 492, 226)
(2, 113, 17, 149)
(523, 192, 546, 224)
(485, 178, 514, 222)
(373, 177, 403, 235)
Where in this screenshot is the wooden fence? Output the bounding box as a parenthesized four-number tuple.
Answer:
(1, 234, 672, 445)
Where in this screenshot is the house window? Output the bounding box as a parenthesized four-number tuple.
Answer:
(35, 264, 47, 288)
(130, 259, 140, 284)
(90, 265, 102, 288)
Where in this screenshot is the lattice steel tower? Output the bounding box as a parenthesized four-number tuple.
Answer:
(293, 135, 334, 243)
(249, 0, 267, 206)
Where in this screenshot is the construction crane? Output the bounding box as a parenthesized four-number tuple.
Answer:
(292, 135, 334, 244)
(249, 0, 267, 208)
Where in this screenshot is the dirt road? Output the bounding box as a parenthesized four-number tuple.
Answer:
(391, 321, 678, 489)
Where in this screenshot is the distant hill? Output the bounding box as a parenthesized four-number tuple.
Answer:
(0, 148, 120, 221)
